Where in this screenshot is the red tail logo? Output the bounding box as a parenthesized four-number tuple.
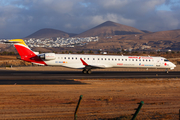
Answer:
(9, 39, 47, 65)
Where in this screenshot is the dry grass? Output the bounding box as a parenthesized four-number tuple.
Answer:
(0, 55, 17, 60)
(0, 78, 179, 119)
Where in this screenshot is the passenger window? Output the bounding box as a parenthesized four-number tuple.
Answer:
(108, 58, 110, 60)
(146, 60, 148, 61)
(101, 58, 103, 60)
(125, 59, 127, 61)
(105, 58, 106, 60)
(112, 58, 113, 61)
(122, 59, 123, 61)
(139, 59, 141, 61)
(68, 57, 70, 59)
(132, 59, 134, 61)
(143, 59, 144, 61)
(115, 59, 117, 61)
(93, 58, 95, 60)
(98, 58, 99, 60)
(129, 59, 131, 61)
(64, 57, 66, 59)
(76, 57, 77, 60)
(84, 58, 86, 60)
(72, 57, 74, 59)
(88, 58, 89, 60)
(118, 59, 120, 61)
(136, 59, 138, 61)
(149, 60, 151, 62)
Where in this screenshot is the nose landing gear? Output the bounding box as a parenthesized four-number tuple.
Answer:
(165, 69, 169, 73)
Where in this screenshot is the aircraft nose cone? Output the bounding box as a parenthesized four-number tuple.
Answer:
(170, 63, 176, 70)
(173, 64, 176, 68)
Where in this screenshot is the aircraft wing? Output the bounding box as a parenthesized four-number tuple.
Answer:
(80, 58, 109, 69)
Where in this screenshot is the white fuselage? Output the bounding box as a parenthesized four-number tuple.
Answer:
(7, 39, 176, 72)
(42, 54, 176, 70)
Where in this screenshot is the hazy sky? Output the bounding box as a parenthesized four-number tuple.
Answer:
(0, 0, 180, 38)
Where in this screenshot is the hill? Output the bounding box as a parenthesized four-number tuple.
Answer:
(115, 29, 180, 41)
(76, 21, 144, 37)
(139, 29, 180, 40)
(3, 21, 180, 52)
(25, 28, 71, 38)
(81, 28, 180, 51)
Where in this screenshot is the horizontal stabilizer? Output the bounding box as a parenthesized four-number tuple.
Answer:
(4, 41, 20, 43)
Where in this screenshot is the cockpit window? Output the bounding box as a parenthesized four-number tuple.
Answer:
(164, 59, 169, 62)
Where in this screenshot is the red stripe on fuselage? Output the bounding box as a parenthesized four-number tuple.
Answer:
(14, 45, 47, 65)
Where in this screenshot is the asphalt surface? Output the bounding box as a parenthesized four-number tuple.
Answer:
(0, 70, 179, 84)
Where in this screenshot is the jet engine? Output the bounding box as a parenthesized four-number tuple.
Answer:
(38, 53, 56, 60)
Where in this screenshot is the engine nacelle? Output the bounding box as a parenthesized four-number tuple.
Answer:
(38, 53, 56, 60)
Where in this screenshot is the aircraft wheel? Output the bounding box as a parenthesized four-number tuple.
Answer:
(82, 69, 87, 74)
(87, 69, 92, 74)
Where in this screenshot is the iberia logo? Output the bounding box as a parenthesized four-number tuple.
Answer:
(139, 63, 144, 66)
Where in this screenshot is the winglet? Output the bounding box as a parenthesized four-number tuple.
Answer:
(80, 58, 88, 66)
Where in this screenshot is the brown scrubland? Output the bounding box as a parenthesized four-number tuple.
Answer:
(0, 79, 179, 119)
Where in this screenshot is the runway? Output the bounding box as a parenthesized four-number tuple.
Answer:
(0, 70, 180, 84)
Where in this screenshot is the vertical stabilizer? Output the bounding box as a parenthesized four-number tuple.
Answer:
(9, 39, 35, 56)
(7, 39, 47, 65)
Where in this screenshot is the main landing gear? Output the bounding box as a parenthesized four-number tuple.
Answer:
(82, 69, 92, 74)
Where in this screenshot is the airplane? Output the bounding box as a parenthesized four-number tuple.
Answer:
(5, 39, 176, 74)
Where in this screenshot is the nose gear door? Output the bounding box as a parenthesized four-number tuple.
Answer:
(156, 59, 161, 67)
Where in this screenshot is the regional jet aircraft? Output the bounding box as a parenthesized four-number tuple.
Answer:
(6, 39, 176, 74)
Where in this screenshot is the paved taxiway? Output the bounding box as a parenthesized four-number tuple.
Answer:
(0, 70, 180, 84)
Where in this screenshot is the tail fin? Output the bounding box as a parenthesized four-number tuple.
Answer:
(7, 39, 47, 65)
(8, 39, 35, 56)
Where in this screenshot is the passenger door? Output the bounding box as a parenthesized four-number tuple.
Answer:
(156, 59, 161, 67)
